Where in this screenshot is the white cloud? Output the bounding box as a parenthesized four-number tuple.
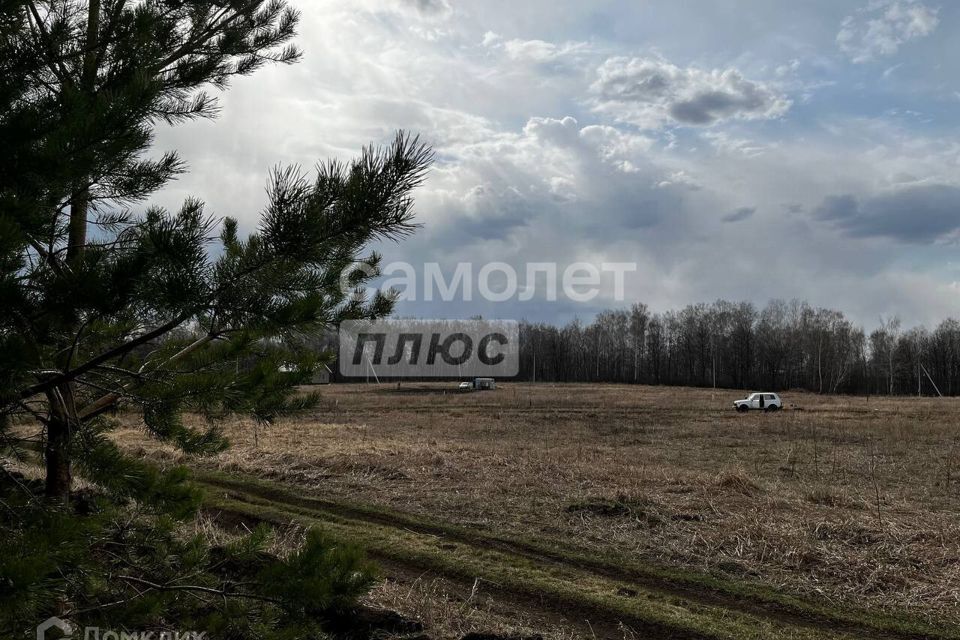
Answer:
(395, 0, 452, 19)
(481, 31, 501, 47)
(702, 131, 771, 158)
(505, 38, 584, 63)
(589, 56, 790, 129)
(395, 112, 960, 326)
(774, 59, 801, 78)
(882, 62, 903, 77)
(837, 1, 939, 63)
(482, 34, 590, 65)
(145, 1, 960, 327)
(522, 115, 580, 145)
(521, 116, 654, 165)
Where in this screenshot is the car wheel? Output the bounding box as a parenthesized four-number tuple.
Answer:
(766, 405, 779, 412)
(736, 404, 748, 413)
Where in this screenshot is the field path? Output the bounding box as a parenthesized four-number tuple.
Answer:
(195, 469, 954, 640)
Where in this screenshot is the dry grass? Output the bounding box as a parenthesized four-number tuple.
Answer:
(366, 574, 581, 640)
(186, 511, 310, 560)
(115, 383, 960, 626)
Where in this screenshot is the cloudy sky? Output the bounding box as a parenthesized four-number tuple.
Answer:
(154, 0, 960, 327)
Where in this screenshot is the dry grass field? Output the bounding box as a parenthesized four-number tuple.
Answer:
(116, 383, 960, 637)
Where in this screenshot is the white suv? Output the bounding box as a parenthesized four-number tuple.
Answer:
(734, 392, 783, 413)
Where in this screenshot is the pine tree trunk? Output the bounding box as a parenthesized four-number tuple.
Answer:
(44, 386, 76, 501)
(45, 0, 102, 501)
(67, 190, 89, 261)
(66, 0, 101, 262)
(45, 416, 72, 501)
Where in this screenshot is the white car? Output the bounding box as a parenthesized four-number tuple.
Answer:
(734, 392, 783, 412)
(458, 381, 474, 391)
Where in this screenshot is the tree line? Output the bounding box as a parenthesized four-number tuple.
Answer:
(515, 300, 960, 395)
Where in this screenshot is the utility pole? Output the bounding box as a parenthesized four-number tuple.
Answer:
(921, 363, 943, 398)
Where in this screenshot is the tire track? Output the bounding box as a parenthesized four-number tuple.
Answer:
(196, 472, 951, 640)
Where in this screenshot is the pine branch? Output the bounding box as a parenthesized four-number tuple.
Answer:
(117, 575, 281, 604)
(78, 331, 217, 420)
(16, 313, 190, 401)
(25, 2, 73, 86)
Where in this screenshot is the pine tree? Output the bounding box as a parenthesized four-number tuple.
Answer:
(0, 467, 380, 635)
(0, 1, 433, 499)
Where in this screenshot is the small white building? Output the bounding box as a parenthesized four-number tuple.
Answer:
(279, 362, 333, 384)
(310, 364, 332, 385)
(474, 377, 496, 390)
